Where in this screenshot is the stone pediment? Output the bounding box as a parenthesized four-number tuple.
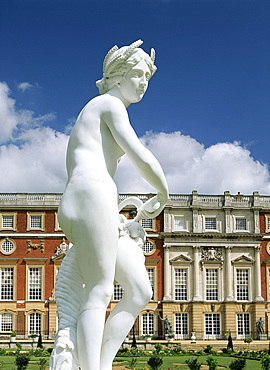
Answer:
(170, 254, 193, 264)
(232, 255, 254, 264)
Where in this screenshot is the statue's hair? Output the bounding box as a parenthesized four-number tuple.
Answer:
(96, 39, 157, 95)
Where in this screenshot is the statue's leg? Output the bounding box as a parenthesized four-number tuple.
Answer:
(59, 180, 119, 370)
(100, 237, 152, 369)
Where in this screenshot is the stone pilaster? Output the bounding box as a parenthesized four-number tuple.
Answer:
(163, 245, 171, 300)
(254, 245, 264, 302)
(193, 246, 202, 301)
(225, 246, 233, 301)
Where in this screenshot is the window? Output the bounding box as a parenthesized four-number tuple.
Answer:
(2, 215, 13, 229)
(175, 313, 188, 339)
(30, 216, 42, 229)
(147, 268, 154, 301)
(204, 313, 221, 339)
(266, 216, 270, 232)
(142, 313, 154, 335)
(113, 283, 124, 301)
(175, 269, 187, 301)
(0, 239, 16, 255)
(27, 213, 44, 231)
(206, 269, 218, 301)
(0, 267, 14, 300)
(0, 213, 16, 231)
(141, 219, 153, 229)
(236, 218, 247, 231)
(0, 313, 13, 333)
(174, 217, 186, 231)
(205, 217, 217, 230)
(28, 312, 41, 334)
(268, 268, 270, 299)
(236, 269, 249, 301)
(237, 313, 250, 338)
(28, 268, 42, 300)
(142, 241, 154, 255)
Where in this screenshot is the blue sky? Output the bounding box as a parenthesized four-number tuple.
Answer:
(0, 0, 270, 195)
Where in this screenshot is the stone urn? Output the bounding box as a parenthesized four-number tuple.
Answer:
(191, 331, 196, 343)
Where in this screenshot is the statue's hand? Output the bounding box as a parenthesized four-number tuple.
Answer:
(125, 221, 146, 242)
(134, 193, 168, 221)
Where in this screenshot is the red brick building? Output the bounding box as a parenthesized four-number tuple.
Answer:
(2, 192, 270, 342)
(0, 193, 163, 339)
(260, 205, 270, 332)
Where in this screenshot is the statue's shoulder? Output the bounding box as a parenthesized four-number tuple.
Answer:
(82, 95, 126, 120)
(92, 94, 125, 112)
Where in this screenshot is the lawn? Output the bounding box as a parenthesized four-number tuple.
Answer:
(0, 354, 262, 370)
(0, 356, 49, 369)
(113, 355, 262, 370)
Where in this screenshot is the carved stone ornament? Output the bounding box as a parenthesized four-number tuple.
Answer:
(201, 247, 223, 261)
(52, 238, 68, 259)
(27, 240, 44, 253)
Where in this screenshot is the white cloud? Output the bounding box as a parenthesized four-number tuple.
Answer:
(114, 131, 270, 195)
(17, 82, 35, 92)
(0, 81, 269, 195)
(0, 81, 68, 192)
(0, 82, 18, 144)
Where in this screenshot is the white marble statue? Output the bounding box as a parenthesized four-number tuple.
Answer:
(49, 40, 168, 370)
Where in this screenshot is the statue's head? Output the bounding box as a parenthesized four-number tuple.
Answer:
(96, 40, 157, 95)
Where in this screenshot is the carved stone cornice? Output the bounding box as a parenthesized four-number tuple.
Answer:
(160, 232, 264, 242)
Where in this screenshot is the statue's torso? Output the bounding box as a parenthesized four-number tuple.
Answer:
(66, 95, 125, 184)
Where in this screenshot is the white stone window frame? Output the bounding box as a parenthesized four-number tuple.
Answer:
(202, 215, 221, 233)
(0, 213, 17, 231)
(233, 266, 252, 302)
(204, 312, 222, 339)
(28, 267, 42, 301)
(27, 311, 42, 335)
(174, 312, 189, 339)
(265, 215, 270, 233)
(27, 212, 45, 231)
(0, 238, 16, 255)
(146, 267, 155, 301)
(172, 215, 189, 232)
(236, 312, 250, 339)
(171, 259, 192, 302)
(202, 262, 223, 302)
(266, 263, 270, 302)
(0, 311, 14, 333)
(0, 259, 18, 301)
(145, 259, 158, 302)
(233, 215, 250, 233)
(0, 266, 14, 301)
(142, 239, 156, 256)
(141, 218, 156, 231)
(24, 259, 47, 302)
(140, 311, 156, 336)
(55, 212, 62, 231)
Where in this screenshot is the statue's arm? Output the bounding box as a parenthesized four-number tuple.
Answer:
(102, 97, 168, 210)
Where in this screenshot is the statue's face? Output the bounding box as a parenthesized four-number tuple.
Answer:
(119, 59, 151, 105)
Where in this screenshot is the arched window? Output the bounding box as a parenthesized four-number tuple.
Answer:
(28, 312, 41, 335)
(0, 312, 13, 333)
(142, 313, 154, 336)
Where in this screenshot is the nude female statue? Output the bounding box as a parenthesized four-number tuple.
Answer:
(50, 40, 168, 370)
